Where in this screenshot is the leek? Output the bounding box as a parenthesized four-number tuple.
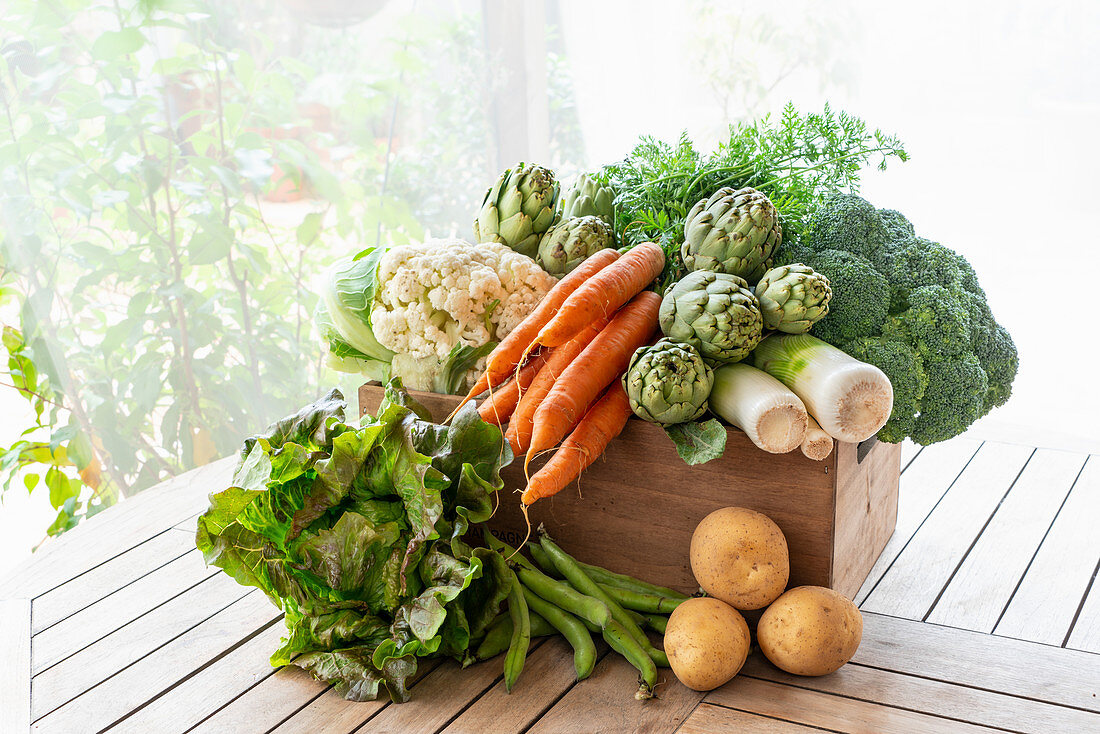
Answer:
(710, 363, 808, 454)
(800, 415, 834, 461)
(753, 334, 893, 443)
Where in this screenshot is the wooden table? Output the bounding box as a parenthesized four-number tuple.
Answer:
(3, 438, 1099, 733)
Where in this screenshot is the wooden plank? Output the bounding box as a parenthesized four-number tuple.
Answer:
(2, 457, 232, 600)
(832, 440, 900, 599)
(996, 455, 1100, 645)
(706, 675, 999, 734)
(677, 703, 832, 734)
(0, 598, 31, 734)
(104, 623, 288, 734)
(527, 651, 703, 734)
(899, 440, 921, 470)
(363, 644, 527, 733)
(187, 665, 323, 734)
(269, 659, 444, 733)
(1066, 559, 1100, 653)
(361, 385, 897, 597)
(856, 612, 1100, 712)
(927, 449, 1088, 632)
(442, 636, 593, 734)
(32, 591, 279, 734)
(31, 529, 197, 633)
(32, 571, 251, 714)
(737, 653, 1100, 733)
(861, 442, 1033, 619)
(33, 549, 218, 673)
(854, 438, 982, 605)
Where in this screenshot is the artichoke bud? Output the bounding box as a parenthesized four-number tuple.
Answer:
(474, 162, 561, 259)
(623, 338, 714, 424)
(562, 173, 616, 226)
(755, 263, 832, 334)
(537, 215, 614, 276)
(659, 270, 764, 363)
(682, 186, 782, 282)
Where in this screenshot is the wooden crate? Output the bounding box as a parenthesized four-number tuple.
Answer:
(359, 384, 900, 598)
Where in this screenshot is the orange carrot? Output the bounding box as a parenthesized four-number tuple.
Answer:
(504, 420, 521, 459)
(509, 315, 609, 455)
(526, 290, 660, 471)
(476, 350, 551, 426)
(521, 382, 632, 506)
(452, 248, 620, 413)
(533, 242, 664, 349)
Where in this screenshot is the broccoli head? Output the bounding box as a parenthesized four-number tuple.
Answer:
(844, 336, 928, 444)
(973, 321, 1018, 413)
(807, 193, 887, 262)
(803, 249, 890, 344)
(878, 208, 915, 244)
(911, 354, 988, 445)
(883, 284, 972, 358)
(887, 238, 964, 312)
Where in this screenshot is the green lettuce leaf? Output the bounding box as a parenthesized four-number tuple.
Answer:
(195, 378, 512, 703)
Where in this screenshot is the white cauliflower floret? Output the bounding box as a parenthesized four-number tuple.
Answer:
(371, 238, 557, 362)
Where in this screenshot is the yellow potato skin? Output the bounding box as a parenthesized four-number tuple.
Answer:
(665, 597, 750, 691)
(689, 507, 789, 610)
(757, 586, 863, 676)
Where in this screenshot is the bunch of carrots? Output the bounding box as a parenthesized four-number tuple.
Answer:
(451, 242, 665, 507)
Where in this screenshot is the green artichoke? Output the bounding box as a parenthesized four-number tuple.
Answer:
(682, 186, 782, 282)
(537, 216, 614, 276)
(659, 271, 764, 363)
(623, 338, 713, 424)
(755, 264, 832, 334)
(473, 162, 560, 258)
(561, 173, 615, 226)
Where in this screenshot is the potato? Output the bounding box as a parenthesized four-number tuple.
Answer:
(757, 586, 863, 676)
(689, 507, 789, 610)
(664, 597, 750, 691)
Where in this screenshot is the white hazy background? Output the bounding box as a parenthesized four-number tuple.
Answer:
(559, 0, 1100, 453)
(3, 0, 1097, 573)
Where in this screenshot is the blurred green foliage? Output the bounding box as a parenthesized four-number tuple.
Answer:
(0, 0, 582, 544)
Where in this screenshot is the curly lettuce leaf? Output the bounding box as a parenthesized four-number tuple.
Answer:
(196, 379, 512, 703)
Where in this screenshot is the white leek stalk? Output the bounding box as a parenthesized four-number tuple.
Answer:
(753, 334, 893, 443)
(800, 414, 834, 461)
(710, 363, 807, 454)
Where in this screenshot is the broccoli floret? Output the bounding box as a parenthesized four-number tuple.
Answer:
(771, 239, 813, 268)
(883, 284, 971, 358)
(878, 208, 915, 244)
(803, 249, 890, 344)
(953, 252, 985, 297)
(844, 336, 928, 444)
(973, 321, 1018, 413)
(911, 354, 988, 445)
(887, 238, 963, 312)
(807, 194, 887, 262)
(955, 287, 993, 345)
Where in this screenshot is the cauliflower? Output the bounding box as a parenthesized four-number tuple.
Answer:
(371, 238, 557, 363)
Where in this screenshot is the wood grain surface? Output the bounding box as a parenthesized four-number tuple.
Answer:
(996, 455, 1099, 647)
(860, 441, 1033, 618)
(927, 448, 1087, 632)
(854, 438, 982, 605)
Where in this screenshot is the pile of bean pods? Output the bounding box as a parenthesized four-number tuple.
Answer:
(476, 527, 688, 700)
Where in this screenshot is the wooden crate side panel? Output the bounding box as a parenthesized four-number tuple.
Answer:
(361, 385, 837, 595)
(832, 439, 901, 598)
